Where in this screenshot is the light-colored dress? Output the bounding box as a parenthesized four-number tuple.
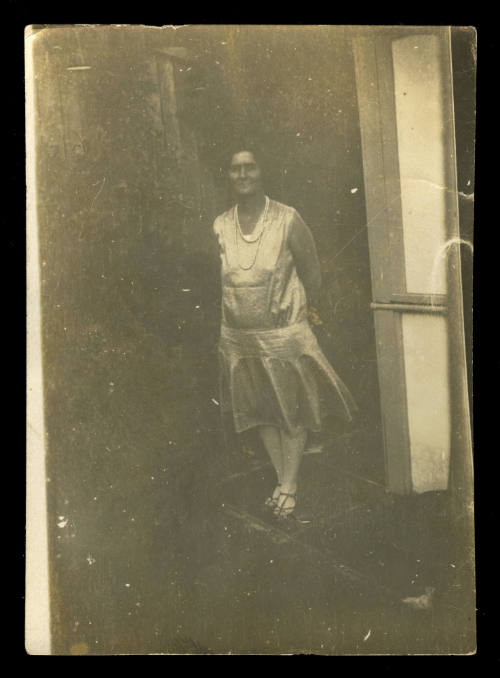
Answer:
(214, 198, 357, 435)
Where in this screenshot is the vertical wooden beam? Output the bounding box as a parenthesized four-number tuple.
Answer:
(373, 310, 413, 493)
(353, 35, 412, 493)
(352, 36, 394, 303)
(156, 55, 182, 156)
(373, 37, 408, 295)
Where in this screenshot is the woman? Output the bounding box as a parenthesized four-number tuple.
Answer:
(214, 146, 357, 519)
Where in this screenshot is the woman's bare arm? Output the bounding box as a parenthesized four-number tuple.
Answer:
(289, 210, 322, 306)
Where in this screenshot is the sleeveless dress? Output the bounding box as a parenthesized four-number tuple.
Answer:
(214, 198, 357, 435)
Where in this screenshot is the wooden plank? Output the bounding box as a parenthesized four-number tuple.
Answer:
(353, 36, 413, 493)
(374, 36, 408, 296)
(353, 37, 394, 303)
(373, 309, 412, 494)
(156, 56, 182, 155)
(371, 302, 447, 315)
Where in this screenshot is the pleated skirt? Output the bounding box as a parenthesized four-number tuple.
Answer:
(218, 320, 357, 435)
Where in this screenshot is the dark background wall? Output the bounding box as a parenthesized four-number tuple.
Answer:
(33, 25, 383, 651)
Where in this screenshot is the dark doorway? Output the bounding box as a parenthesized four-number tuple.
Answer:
(192, 26, 385, 482)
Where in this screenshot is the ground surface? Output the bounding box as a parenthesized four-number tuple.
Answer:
(50, 431, 475, 656)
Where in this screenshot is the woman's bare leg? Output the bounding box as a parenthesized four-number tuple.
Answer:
(276, 427, 307, 514)
(258, 425, 284, 502)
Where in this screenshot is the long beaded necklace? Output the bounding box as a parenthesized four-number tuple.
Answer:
(234, 196, 270, 271)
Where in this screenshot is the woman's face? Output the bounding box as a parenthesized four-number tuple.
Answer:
(229, 151, 262, 197)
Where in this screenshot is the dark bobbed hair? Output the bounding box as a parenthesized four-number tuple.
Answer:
(226, 141, 268, 177)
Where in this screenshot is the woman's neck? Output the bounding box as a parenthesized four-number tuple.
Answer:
(237, 191, 266, 217)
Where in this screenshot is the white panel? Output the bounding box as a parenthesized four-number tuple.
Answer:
(392, 35, 448, 295)
(402, 314, 451, 493)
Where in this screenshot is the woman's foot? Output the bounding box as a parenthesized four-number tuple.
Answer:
(264, 484, 281, 509)
(273, 491, 297, 519)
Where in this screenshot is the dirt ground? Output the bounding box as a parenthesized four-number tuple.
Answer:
(49, 427, 475, 656)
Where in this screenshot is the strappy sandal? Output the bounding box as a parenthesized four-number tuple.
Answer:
(264, 484, 281, 509)
(273, 492, 297, 519)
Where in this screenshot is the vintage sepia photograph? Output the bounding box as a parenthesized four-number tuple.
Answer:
(26, 24, 476, 655)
